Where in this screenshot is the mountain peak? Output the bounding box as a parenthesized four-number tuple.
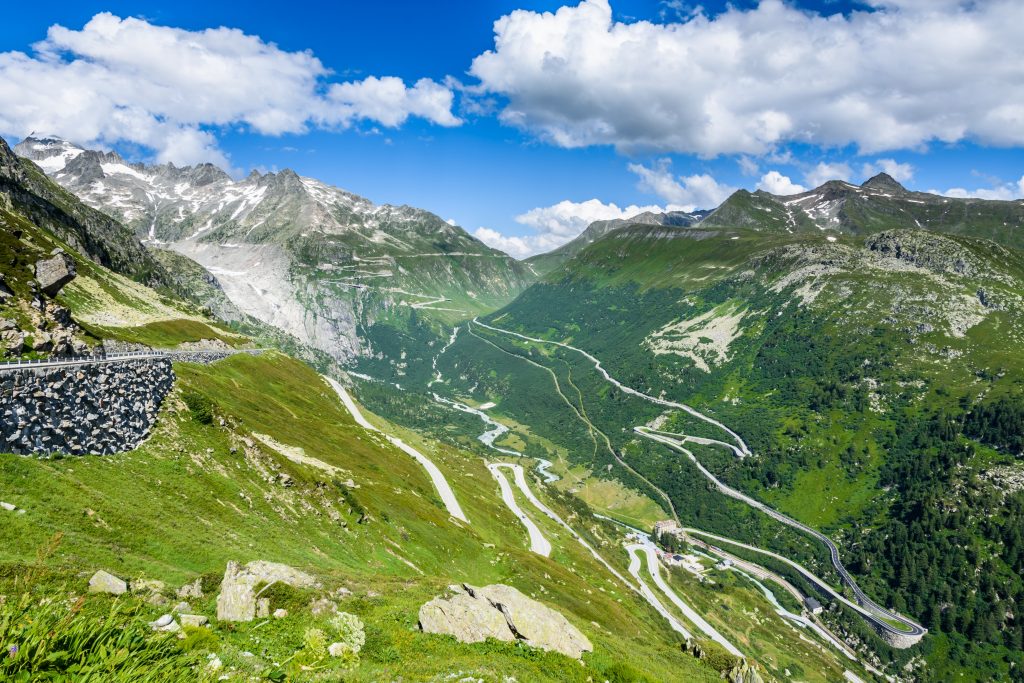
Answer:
(14, 134, 86, 173)
(861, 172, 906, 193)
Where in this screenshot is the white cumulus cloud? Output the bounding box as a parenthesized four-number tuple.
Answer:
(0, 13, 459, 166)
(862, 158, 915, 182)
(628, 159, 735, 210)
(469, 0, 1024, 156)
(757, 171, 806, 195)
(805, 162, 853, 188)
(930, 176, 1024, 201)
(324, 76, 460, 129)
(474, 198, 674, 258)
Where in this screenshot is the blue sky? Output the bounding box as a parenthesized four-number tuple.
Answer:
(2, 0, 1022, 257)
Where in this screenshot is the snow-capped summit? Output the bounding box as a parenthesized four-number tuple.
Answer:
(12, 135, 534, 363)
(13, 134, 85, 174)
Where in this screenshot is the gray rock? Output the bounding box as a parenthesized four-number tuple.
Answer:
(88, 570, 128, 595)
(273, 608, 288, 619)
(34, 251, 77, 297)
(310, 598, 338, 616)
(132, 578, 166, 595)
(725, 660, 765, 683)
(419, 592, 514, 644)
(29, 331, 52, 352)
(215, 560, 319, 622)
(473, 584, 593, 659)
(150, 614, 174, 628)
(179, 614, 209, 628)
(1, 329, 24, 353)
(418, 584, 592, 659)
(179, 577, 204, 598)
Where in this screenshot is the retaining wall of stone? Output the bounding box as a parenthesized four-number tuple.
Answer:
(1, 359, 174, 456)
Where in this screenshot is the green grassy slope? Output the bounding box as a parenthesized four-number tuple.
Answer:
(453, 224, 1024, 680)
(2, 351, 723, 682)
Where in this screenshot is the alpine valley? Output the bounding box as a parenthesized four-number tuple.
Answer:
(3, 126, 1024, 683)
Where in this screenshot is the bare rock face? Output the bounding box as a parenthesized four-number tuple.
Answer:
(418, 583, 592, 660)
(88, 569, 128, 595)
(419, 592, 514, 644)
(34, 251, 76, 297)
(177, 577, 204, 599)
(215, 560, 319, 622)
(725, 659, 765, 683)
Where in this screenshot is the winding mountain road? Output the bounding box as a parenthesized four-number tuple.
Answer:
(487, 463, 551, 556)
(628, 540, 743, 655)
(472, 318, 751, 455)
(474, 319, 925, 647)
(639, 429, 925, 641)
(625, 545, 694, 639)
(324, 376, 469, 523)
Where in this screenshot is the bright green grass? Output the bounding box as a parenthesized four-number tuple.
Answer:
(80, 318, 247, 348)
(0, 352, 718, 682)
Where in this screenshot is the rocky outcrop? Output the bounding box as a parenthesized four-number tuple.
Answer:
(216, 560, 320, 622)
(34, 250, 76, 296)
(419, 591, 514, 644)
(725, 660, 765, 683)
(1, 296, 89, 359)
(1, 136, 171, 288)
(88, 570, 128, 595)
(0, 358, 173, 456)
(419, 584, 593, 660)
(865, 230, 978, 276)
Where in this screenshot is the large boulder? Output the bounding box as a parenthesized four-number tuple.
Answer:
(418, 584, 592, 660)
(419, 592, 514, 644)
(88, 570, 128, 595)
(1, 329, 24, 354)
(34, 251, 76, 297)
(216, 560, 319, 622)
(473, 584, 592, 659)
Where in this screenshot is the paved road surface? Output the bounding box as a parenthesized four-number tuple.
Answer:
(488, 463, 551, 556)
(324, 376, 469, 523)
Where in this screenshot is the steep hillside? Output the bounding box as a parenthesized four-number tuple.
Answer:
(1, 137, 167, 287)
(0, 139, 731, 683)
(426, 221, 1024, 680)
(701, 173, 1024, 248)
(1, 349, 735, 682)
(2, 139, 861, 682)
(15, 135, 534, 362)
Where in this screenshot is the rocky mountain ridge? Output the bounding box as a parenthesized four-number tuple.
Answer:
(15, 135, 534, 362)
(701, 173, 1024, 248)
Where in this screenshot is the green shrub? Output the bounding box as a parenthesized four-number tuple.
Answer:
(254, 582, 312, 614)
(182, 390, 215, 424)
(698, 640, 741, 673)
(601, 661, 657, 682)
(180, 626, 219, 652)
(302, 627, 328, 661)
